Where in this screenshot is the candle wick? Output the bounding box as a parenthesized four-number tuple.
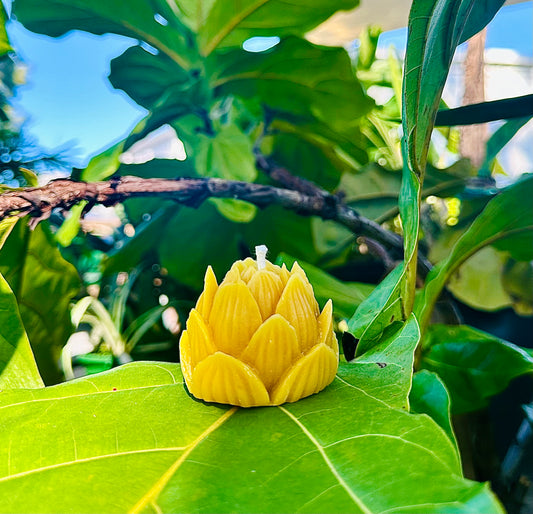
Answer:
(255, 245, 268, 270)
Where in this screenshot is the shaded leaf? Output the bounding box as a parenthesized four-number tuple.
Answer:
(211, 37, 373, 131)
(410, 370, 458, 455)
(13, 0, 194, 69)
(435, 94, 533, 126)
(479, 117, 531, 177)
(0, 221, 81, 384)
(417, 175, 533, 329)
(420, 324, 533, 414)
(199, 0, 360, 55)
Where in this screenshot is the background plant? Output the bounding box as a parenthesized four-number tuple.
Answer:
(0, 0, 532, 512)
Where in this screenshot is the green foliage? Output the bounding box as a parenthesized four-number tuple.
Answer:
(0, 0, 531, 512)
(417, 174, 533, 330)
(0, 219, 80, 384)
(0, 321, 504, 513)
(420, 324, 533, 414)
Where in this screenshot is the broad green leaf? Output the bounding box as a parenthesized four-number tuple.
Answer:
(109, 46, 191, 110)
(0, 221, 81, 384)
(347, 264, 404, 355)
(13, 0, 194, 69)
(81, 138, 126, 182)
(276, 253, 374, 319)
(479, 117, 531, 177)
(211, 37, 373, 132)
(437, 246, 533, 315)
(420, 324, 533, 414)
(0, 358, 503, 513)
(109, 45, 210, 122)
(417, 175, 533, 329)
(199, 0, 359, 55)
(192, 124, 257, 182)
(0, 273, 43, 389)
(410, 370, 458, 456)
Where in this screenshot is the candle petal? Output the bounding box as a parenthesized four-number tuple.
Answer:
(241, 314, 300, 391)
(276, 273, 319, 353)
(195, 266, 218, 319)
(191, 352, 270, 407)
(209, 282, 262, 356)
(271, 343, 338, 405)
(247, 270, 283, 320)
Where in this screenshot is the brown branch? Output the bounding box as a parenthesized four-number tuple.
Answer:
(1, 174, 405, 249)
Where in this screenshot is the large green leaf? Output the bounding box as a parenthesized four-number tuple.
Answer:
(211, 37, 373, 132)
(13, 0, 194, 69)
(0, 273, 44, 390)
(276, 253, 374, 319)
(0, 221, 81, 384)
(0, 354, 503, 511)
(199, 0, 359, 55)
(420, 324, 533, 414)
(417, 175, 533, 329)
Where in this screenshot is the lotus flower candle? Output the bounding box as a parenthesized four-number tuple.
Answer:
(180, 246, 339, 407)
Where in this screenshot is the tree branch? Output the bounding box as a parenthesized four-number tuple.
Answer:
(1, 174, 404, 246)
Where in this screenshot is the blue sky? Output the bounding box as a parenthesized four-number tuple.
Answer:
(5, 1, 533, 167)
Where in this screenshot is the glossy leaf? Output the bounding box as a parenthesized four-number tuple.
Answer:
(277, 253, 374, 319)
(0, 355, 503, 513)
(420, 324, 533, 414)
(410, 370, 458, 455)
(0, 273, 43, 389)
(0, 221, 81, 384)
(211, 37, 373, 132)
(347, 264, 404, 355)
(417, 175, 533, 329)
(199, 0, 359, 55)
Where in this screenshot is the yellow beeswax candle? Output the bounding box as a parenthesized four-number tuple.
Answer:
(179, 246, 338, 407)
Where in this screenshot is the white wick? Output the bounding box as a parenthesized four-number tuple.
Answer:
(255, 245, 268, 270)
